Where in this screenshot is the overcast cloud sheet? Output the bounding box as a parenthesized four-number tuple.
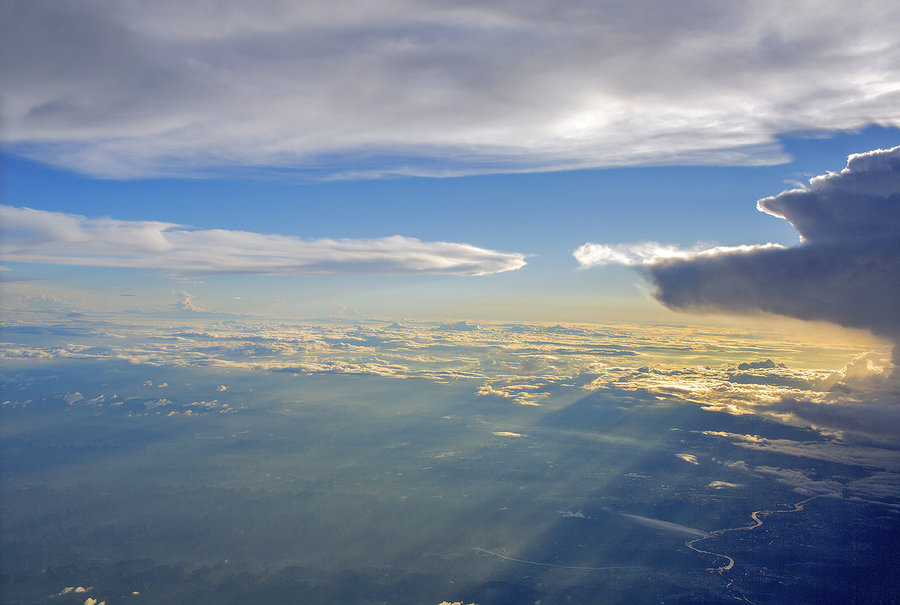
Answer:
(2, 0, 899, 177)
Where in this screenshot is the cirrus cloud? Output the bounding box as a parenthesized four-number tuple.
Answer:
(0, 205, 526, 276)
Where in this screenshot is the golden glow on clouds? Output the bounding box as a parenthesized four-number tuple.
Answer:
(1, 313, 895, 438)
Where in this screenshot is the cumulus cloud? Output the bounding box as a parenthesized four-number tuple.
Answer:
(175, 291, 204, 313)
(579, 146, 900, 361)
(676, 453, 700, 465)
(2, 1, 899, 178)
(54, 586, 92, 596)
(0, 205, 526, 276)
(492, 431, 526, 438)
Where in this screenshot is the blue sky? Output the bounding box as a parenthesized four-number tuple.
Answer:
(2, 1, 899, 327)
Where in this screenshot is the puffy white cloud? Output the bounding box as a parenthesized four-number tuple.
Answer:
(0, 205, 526, 276)
(54, 586, 92, 596)
(2, 1, 899, 178)
(676, 453, 700, 465)
(757, 147, 900, 243)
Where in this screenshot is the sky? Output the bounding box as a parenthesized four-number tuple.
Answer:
(3, 4, 900, 603)
(1, 0, 899, 332)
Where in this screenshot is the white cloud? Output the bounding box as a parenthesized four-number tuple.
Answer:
(2, 1, 899, 178)
(492, 431, 526, 438)
(54, 586, 92, 596)
(4, 314, 894, 437)
(701, 431, 900, 471)
(0, 205, 526, 276)
(175, 291, 204, 313)
(708, 481, 743, 489)
(574, 242, 785, 268)
(757, 146, 900, 243)
(676, 453, 700, 465)
(62, 392, 84, 405)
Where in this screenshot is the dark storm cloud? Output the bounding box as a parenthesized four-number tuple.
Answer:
(645, 146, 900, 359)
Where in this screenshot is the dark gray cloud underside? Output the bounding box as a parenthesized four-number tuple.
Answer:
(646, 239, 900, 350)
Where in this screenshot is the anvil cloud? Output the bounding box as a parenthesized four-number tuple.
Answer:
(578, 146, 900, 359)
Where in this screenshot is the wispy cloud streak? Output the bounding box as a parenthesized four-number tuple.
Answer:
(0, 205, 526, 276)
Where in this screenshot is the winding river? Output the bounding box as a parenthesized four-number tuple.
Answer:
(685, 494, 823, 574)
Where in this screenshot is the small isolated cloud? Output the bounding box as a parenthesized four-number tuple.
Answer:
(145, 398, 173, 409)
(492, 431, 526, 438)
(54, 586, 92, 596)
(477, 382, 548, 406)
(578, 146, 900, 362)
(723, 460, 751, 472)
(676, 453, 700, 465)
(708, 480, 743, 489)
(0, 205, 526, 277)
(174, 291, 204, 313)
(62, 392, 84, 405)
(216, 384, 228, 391)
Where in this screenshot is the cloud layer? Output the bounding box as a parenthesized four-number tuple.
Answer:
(2, 0, 899, 177)
(0, 205, 526, 276)
(578, 146, 900, 359)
